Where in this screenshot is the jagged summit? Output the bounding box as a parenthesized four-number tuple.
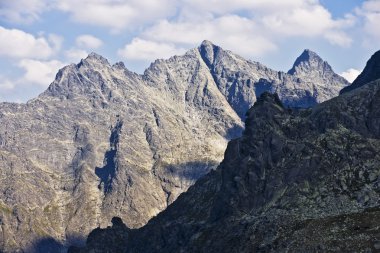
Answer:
(340, 50, 380, 94)
(200, 39, 215, 47)
(0, 41, 350, 252)
(42, 53, 131, 100)
(74, 63, 380, 253)
(198, 40, 220, 67)
(80, 52, 110, 67)
(288, 49, 331, 75)
(298, 49, 322, 61)
(284, 49, 349, 104)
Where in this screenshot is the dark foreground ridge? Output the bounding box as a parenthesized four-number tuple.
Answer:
(341, 50, 380, 94)
(72, 66, 380, 252)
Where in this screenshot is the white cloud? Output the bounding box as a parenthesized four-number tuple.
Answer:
(249, 2, 353, 47)
(0, 0, 50, 23)
(54, 0, 177, 33)
(65, 48, 89, 63)
(356, 0, 380, 41)
(1, 0, 177, 32)
(324, 32, 352, 48)
(0, 0, 173, 30)
(118, 38, 186, 62)
(76, 35, 103, 49)
(120, 0, 354, 62)
(181, 0, 318, 16)
(0, 0, 355, 48)
(48, 34, 64, 52)
(18, 59, 66, 87)
(181, 0, 354, 47)
(0, 26, 55, 59)
(262, 6, 331, 35)
(0, 76, 16, 90)
(340, 68, 361, 83)
(139, 15, 277, 59)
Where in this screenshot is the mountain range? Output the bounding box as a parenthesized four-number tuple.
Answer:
(72, 49, 380, 253)
(0, 41, 349, 252)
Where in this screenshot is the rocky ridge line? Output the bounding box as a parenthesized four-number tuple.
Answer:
(72, 50, 380, 253)
(0, 41, 349, 252)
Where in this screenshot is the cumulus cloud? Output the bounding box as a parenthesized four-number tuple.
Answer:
(54, 0, 177, 32)
(181, 0, 319, 17)
(76, 34, 103, 49)
(48, 34, 64, 51)
(1, 0, 177, 32)
(0, 26, 56, 59)
(117, 0, 354, 62)
(0, 76, 15, 90)
(260, 5, 350, 37)
(128, 15, 277, 60)
(355, 0, 380, 41)
(324, 32, 352, 48)
(118, 38, 186, 62)
(64, 48, 89, 63)
(0, 0, 356, 48)
(0, 0, 50, 23)
(340, 68, 361, 83)
(18, 59, 66, 87)
(181, 0, 354, 45)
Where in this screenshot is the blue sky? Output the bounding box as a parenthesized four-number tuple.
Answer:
(0, 0, 379, 102)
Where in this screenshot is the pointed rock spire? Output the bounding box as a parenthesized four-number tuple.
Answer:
(288, 49, 332, 75)
(198, 40, 219, 67)
(80, 52, 110, 67)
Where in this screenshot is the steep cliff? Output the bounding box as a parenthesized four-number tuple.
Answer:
(340, 50, 380, 94)
(0, 41, 348, 252)
(73, 51, 380, 253)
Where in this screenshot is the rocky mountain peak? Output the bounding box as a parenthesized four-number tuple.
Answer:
(112, 61, 126, 70)
(200, 39, 215, 47)
(288, 49, 332, 75)
(340, 50, 380, 94)
(41, 53, 115, 99)
(73, 56, 380, 252)
(78, 52, 111, 69)
(0, 42, 353, 252)
(198, 40, 219, 67)
(300, 49, 321, 60)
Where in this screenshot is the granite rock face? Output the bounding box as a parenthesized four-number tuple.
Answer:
(288, 49, 350, 106)
(0, 41, 347, 252)
(199, 41, 349, 119)
(74, 65, 380, 252)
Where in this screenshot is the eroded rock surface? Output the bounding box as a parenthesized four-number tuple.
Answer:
(74, 52, 380, 253)
(0, 42, 348, 252)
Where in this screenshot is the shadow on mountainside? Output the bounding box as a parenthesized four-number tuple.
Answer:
(95, 149, 117, 193)
(26, 237, 65, 253)
(158, 160, 220, 182)
(95, 119, 122, 193)
(26, 234, 86, 253)
(224, 123, 244, 140)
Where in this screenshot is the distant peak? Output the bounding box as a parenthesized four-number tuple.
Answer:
(198, 40, 220, 67)
(303, 49, 318, 56)
(82, 52, 110, 66)
(288, 49, 329, 75)
(200, 40, 215, 48)
(296, 49, 323, 63)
